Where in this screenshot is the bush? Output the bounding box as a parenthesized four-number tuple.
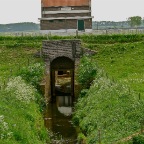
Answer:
(0, 77, 49, 143)
(133, 134, 144, 144)
(80, 34, 144, 44)
(0, 115, 13, 140)
(6, 76, 35, 103)
(73, 69, 144, 143)
(77, 56, 98, 89)
(18, 63, 44, 89)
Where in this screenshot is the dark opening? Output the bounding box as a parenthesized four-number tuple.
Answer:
(58, 71, 64, 75)
(58, 71, 67, 75)
(50, 56, 74, 102)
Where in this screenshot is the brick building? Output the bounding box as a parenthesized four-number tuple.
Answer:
(39, 0, 93, 32)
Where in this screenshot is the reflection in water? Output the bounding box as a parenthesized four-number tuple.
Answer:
(58, 107, 72, 116)
(44, 96, 77, 143)
(57, 96, 72, 116)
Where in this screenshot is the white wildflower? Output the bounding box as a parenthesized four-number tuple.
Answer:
(0, 115, 13, 139)
(6, 76, 36, 103)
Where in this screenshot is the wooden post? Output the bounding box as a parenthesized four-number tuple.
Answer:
(112, 77, 115, 82)
(76, 30, 78, 38)
(106, 29, 108, 35)
(18, 63, 20, 71)
(3, 80, 6, 88)
(71, 69, 74, 98)
(51, 70, 56, 102)
(106, 73, 108, 79)
(28, 58, 30, 66)
(47, 33, 49, 40)
(40, 48, 42, 58)
(129, 87, 131, 94)
(139, 93, 141, 100)
(141, 120, 143, 133)
(10, 69, 12, 76)
(98, 129, 101, 144)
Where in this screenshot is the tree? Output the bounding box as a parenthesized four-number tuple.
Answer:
(128, 16, 142, 28)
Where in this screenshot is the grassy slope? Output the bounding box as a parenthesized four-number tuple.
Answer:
(1, 34, 144, 143)
(0, 36, 49, 143)
(74, 34, 144, 143)
(0, 37, 41, 79)
(0, 35, 75, 143)
(83, 35, 144, 98)
(95, 42, 144, 97)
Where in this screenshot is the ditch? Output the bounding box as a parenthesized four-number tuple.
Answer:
(44, 96, 78, 144)
(43, 70, 79, 143)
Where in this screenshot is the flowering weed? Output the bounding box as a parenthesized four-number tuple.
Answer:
(18, 63, 44, 89)
(6, 76, 35, 103)
(74, 59, 144, 143)
(0, 115, 13, 140)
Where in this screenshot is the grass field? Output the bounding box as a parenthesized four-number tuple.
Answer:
(0, 34, 144, 143)
(83, 35, 144, 98)
(0, 36, 49, 143)
(74, 34, 144, 143)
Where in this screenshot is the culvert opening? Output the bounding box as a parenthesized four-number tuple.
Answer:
(50, 56, 74, 102)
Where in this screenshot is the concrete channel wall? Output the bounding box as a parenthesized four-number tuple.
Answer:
(40, 39, 96, 103)
(41, 40, 82, 103)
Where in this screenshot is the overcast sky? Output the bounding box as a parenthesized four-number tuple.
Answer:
(0, 0, 143, 24)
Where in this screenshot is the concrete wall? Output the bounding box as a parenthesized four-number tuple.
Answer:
(42, 40, 82, 62)
(42, 40, 82, 101)
(40, 73, 51, 104)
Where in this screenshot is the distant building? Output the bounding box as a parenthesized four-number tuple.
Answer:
(39, 0, 94, 32)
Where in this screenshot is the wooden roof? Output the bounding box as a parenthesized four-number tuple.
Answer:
(41, 0, 89, 7)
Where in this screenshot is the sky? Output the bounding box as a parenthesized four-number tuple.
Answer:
(0, 0, 143, 24)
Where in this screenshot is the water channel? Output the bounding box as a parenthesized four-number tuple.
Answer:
(43, 68, 79, 143)
(44, 96, 78, 143)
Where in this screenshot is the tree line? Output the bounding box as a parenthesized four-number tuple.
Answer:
(0, 22, 39, 32)
(93, 16, 144, 30)
(0, 16, 143, 32)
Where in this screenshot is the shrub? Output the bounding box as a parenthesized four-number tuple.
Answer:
(0, 78, 49, 143)
(73, 69, 144, 143)
(18, 63, 44, 89)
(0, 115, 13, 140)
(6, 76, 36, 103)
(133, 134, 144, 144)
(76, 56, 98, 89)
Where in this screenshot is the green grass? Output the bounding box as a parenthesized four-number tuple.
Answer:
(1, 34, 144, 143)
(0, 75, 49, 143)
(73, 56, 144, 144)
(74, 34, 144, 143)
(0, 37, 49, 143)
(90, 41, 144, 98)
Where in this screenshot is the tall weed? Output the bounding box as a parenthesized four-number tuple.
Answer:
(76, 56, 98, 89)
(18, 63, 44, 89)
(6, 76, 35, 103)
(73, 67, 144, 143)
(0, 77, 49, 143)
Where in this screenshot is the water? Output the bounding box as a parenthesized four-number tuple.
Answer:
(44, 96, 78, 144)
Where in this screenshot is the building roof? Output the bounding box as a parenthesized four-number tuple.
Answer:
(41, 0, 89, 7)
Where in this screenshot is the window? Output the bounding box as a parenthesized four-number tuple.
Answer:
(58, 20, 64, 22)
(49, 20, 54, 23)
